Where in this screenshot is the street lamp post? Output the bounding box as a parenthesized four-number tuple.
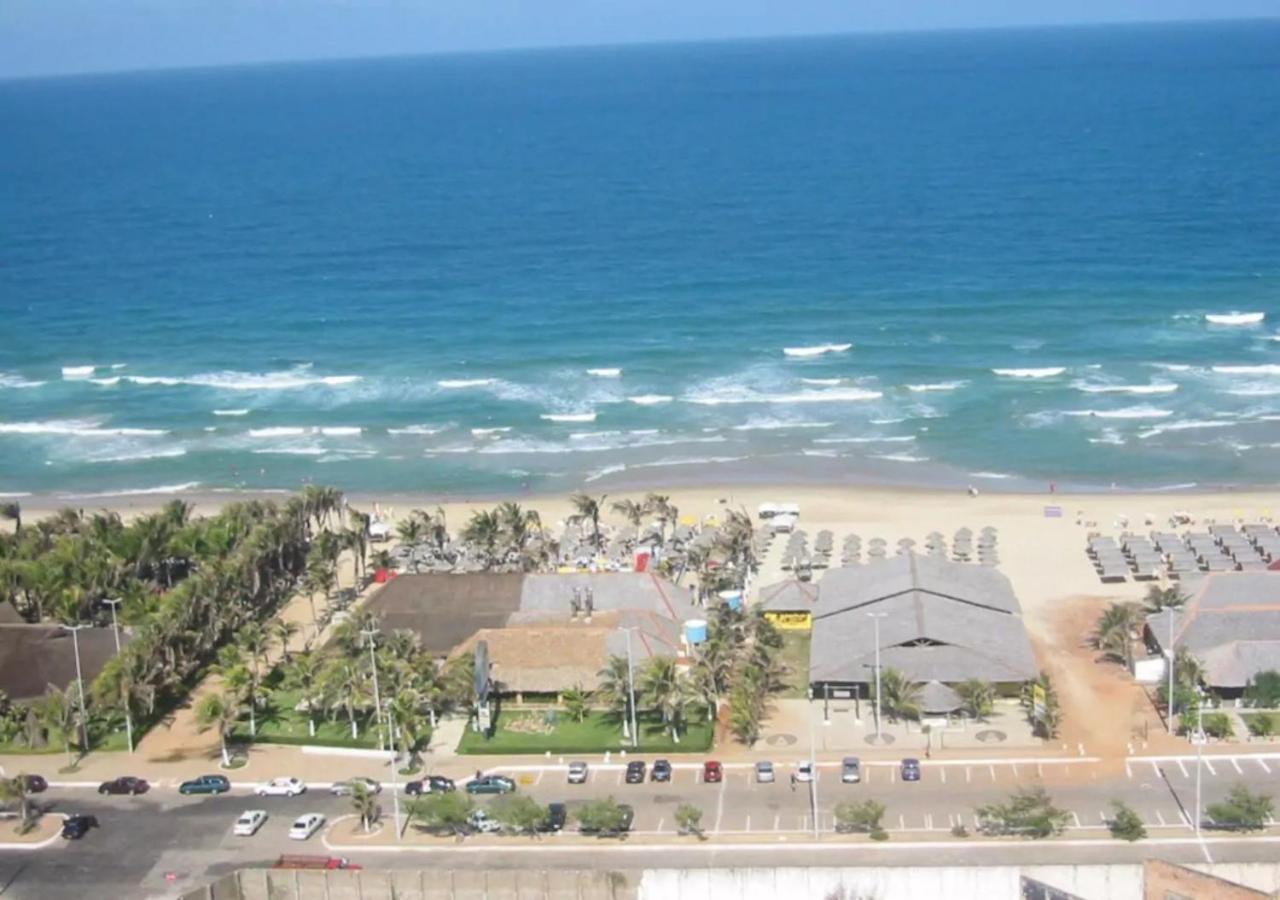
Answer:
(807, 685, 819, 838)
(102, 598, 133, 754)
(1167, 612, 1176, 734)
(383, 698, 402, 841)
(361, 628, 384, 752)
(868, 613, 888, 739)
(625, 628, 639, 749)
(1194, 695, 1205, 835)
(61, 624, 91, 751)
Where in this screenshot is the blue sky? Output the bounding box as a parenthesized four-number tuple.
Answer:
(1, 0, 1277, 78)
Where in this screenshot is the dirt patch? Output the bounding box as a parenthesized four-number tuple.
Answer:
(1029, 594, 1153, 776)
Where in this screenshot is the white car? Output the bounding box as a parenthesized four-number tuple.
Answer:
(255, 777, 306, 797)
(233, 810, 267, 836)
(795, 761, 815, 784)
(467, 809, 502, 834)
(567, 762, 588, 785)
(330, 777, 382, 796)
(288, 813, 325, 840)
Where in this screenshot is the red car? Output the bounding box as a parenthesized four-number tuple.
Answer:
(703, 761, 723, 783)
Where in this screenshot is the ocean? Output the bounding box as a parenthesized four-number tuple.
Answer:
(2, 20, 1280, 499)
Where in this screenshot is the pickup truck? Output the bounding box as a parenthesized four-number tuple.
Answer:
(272, 855, 362, 871)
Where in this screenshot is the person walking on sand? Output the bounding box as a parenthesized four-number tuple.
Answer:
(790, 772, 797, 791)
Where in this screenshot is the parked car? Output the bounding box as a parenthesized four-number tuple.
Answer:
(579, 803, 635, 837)
(841, 757, 862, 784)
(466, 809, 502, 834)
(273, 855, 361, 870)
(625, 761, 646, 784)
(755, 761, 775, 784)
(567, 762, 589, 784)
(255, 777, 306, 797)
(98, 776, 149, 796)
(330, 777, 381, 796)
(703, 761, 723, 783)
(465, 775, 515, 795)
(19, 775, 47, 793)
(288, 813, 326, 840)
(650, 759, 672, 782)
(180, 774, 231, 795)
(795, 762, 815, 784)
(901, 758, 921, 782)
(404, 775, 454, 796)
(233, 810, 268, 836)
(539, 802, 567, 833)
(60, 814, 99, 840)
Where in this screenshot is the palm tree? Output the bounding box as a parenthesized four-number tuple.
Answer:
(351, 781, 379, 833)
(643, 494, 677, 545)
(1174, 647, 1205, 691)
(37, 686, 75, 766)
(596, 655, 635, 740)
(639, 656, 690, 742)
(271, 618, 301, 663)
(283, 652, 325, 737)
(727, 683, 761, 745)
(387, 689, 423, 761)
(568, 493, 607, 553)
(0, 501, 21, 535)
(461, 510, 502, 569)
(497, 502, 542, 566)
(396, 517, 425, 546)
(322, 659, 369, 739)
(0, 775, 34, 830)
(1145, 584, 1188, 612)
(561, 685, 592, 723)
(879, 668, 922, 722)
(1094, 601, 1140, 668)
(955, 679, 996, 721)
(611, 499, 647, 533)
(194, 692, 242, 767)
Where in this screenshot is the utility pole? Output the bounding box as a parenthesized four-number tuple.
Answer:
(61, 624, 91, 751)
(1167, 612, 1176, 734)
(383, 698, 402, 841)
(361, 628, 384, 752)
(868, 613, 888, 739)
(807, 685, 819, 838)
(1194, 696, 1205, 836)
(102, 599, 132, 754)
(625, 628, 639, 749)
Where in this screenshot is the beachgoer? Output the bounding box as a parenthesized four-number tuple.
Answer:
(967, 485, 978, 498)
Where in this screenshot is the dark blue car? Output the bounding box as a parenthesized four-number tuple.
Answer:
(900, 758, 921, 782)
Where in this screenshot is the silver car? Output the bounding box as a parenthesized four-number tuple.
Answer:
(841, 757, 861, 784)
(755, 761, 775, 784)
(567, 762, 589, 784)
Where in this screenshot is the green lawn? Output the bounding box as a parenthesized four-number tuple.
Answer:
(777, 631, 812, 698)
(229, 689, 387, 750)
(0, 723, 133, 756)
(458, 709, 713, 755)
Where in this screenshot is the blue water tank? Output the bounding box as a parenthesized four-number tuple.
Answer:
(719, 590, 743, 611)
(684, 619, 708, 644)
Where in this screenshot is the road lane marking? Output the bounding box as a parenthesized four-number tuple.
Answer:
(1036, 763, 1042, 778)
(1259, 759, 1273, 774)
(1204, 759, 1217, 776)
(534, 771, 544, 786)
(940, 768, 946, 784)
(1177, 760, 1189, 778)
(925, 813, 933, 830)
(656, 817, 664, 832)
(898, 814, 905, 830)
(1071, 812, 1081, 828)
(965, 767, 971, 783)
(713, 779, 727, 834)
(988, 765, 996, 781)
(774, 814, 781, 831)
(1149, 762, 1160, 779)
(1231, 758, 1244, 775)
(1156, 811, 1166, 826)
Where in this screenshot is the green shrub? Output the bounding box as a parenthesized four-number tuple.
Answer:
(1108, 801, 1147, 842)
(1247, 713, 1275, 737)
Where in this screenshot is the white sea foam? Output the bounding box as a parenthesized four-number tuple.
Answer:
(1206, 312, 1265, 326)
(61, 365, 95, 379)
(783, 343, 852, 358)
(0, 492, 32, 498)
(1212, 364, 1280, 375)
(814, 436, 916, 444)
(629, 429, 660, 436)
(251, 447, 327, 456)
(319, 427, 362, 436)
(870, 453, 929, 463)
(0, 374, 46, 389)
(471, 427, 512, 436)
(730, 420, 834, 432)
(540, 413, 598, 423)
(1224, 386, 1280, 397)
(870, 417, 906, 425)
(213, 409, 250, 417)
(247, 427, 307, 438)
(992, 367, 1065, 379)
(1063, 406, 1174, 420)
(88, 377, 122, 386)
(0, 419, 167, 437)
(586, 368, 621, 378)
(1137, 420, 1237, 439)
(105, 365, 360, 390)
(438, 378, 497, 388)
(387, 425, 447, 435)
(905, 381, 966, 393)
(968, 471, 1013, 479)
(585, 464, 628, 482)
(629, 455, 748, 470)
(1072, 381, 1179, 395)
(570, 431, 622, 440)
(110, 363, 127, 370)
(91, 447, 189, 463)
(628, 395, 674, 405)
(801, 449, 840, 458)
(59, 482, 202, 498)
(685, 387, 882, 405)
(800, 378, 844, 386)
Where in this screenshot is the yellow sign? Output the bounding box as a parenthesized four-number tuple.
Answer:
(764, 611, 812, 631)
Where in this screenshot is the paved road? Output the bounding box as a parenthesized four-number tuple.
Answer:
(1, 754, 1276, 899)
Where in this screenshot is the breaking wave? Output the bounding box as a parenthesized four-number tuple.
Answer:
(586, 368, 621, 378)
(438, 378, 497, 388)
(1205, 312, 1265, 326)
(540, 413, 598, 423)
(992, 367, 1066, 379)
(783, 343, 852, 358)
(0, 374, 46, 389)
(1072, 381, 1179, 395)
(905, 381, 965, 393)
(627, 395, 674, 405)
